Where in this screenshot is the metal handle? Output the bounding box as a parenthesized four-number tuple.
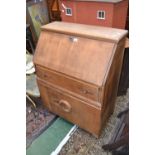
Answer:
(69, 36, 78, 42)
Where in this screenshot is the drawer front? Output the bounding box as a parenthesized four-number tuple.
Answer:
(37, 79, 102, 136)
(36, 66, 99, 101)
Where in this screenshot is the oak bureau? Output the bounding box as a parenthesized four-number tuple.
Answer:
(34, 22, 128, 137)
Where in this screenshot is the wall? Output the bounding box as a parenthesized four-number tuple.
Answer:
(60, 0, 114, 27)
(112, 0, 128, 29)
(60, 0, 76, 23)
(60, 0, 128, 29)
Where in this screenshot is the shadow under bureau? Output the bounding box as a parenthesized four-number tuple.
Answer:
(34, 22, 128, 137)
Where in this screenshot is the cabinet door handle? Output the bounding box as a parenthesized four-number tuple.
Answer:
(59, 99, 71, 113)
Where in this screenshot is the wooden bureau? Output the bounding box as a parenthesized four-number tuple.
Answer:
(34, 22, 128, 137)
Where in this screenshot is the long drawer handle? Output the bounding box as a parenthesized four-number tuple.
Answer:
(59, 100, 71, 113)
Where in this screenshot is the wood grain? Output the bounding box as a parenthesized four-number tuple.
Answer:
(101, 39, 126, 125)
(37, 79, 102, 137)
(34, 31, 115, 86)
(34, 22, 127, 137)
(41, 21, 128, 43)
(36, 66, 99, 101)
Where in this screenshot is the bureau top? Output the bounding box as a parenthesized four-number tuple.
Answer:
(41, 22, 127, 43)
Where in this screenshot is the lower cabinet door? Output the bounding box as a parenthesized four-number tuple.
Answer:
(37, 79, 102, 137)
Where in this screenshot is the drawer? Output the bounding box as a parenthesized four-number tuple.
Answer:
(37, 79, 102, 136)
(36, 66, 99, 102)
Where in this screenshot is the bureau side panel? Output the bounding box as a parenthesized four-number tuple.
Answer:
(37, 78, 102, 137)
(101, 38, 126, 127)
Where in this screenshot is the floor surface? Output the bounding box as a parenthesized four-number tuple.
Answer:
(26, 90, 129, 155)
(59, 90, 129, 155)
